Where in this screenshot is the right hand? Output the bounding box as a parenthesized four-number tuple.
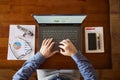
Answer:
(59, 39, 77, 57)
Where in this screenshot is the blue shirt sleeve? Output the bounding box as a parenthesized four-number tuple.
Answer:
(13, 51, 98, 80)
(12, 51, 46, 80)
(72, 51, 98, 80)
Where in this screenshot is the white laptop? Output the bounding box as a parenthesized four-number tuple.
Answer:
(37, 69, 81, 80)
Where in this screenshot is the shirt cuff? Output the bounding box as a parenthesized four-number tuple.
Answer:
(71, 51, 88, 62)
(27, 51, 46, 65)
(34, 51, 46, 63)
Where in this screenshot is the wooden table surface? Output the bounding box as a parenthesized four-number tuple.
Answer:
(0, 0, 111, 69)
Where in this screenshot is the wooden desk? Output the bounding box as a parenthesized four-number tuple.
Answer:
(0, 0, 111, 69)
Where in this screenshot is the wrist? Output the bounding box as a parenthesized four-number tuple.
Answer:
(39, 51, 46, 58)
(71, 50, 78, 57)
(71, 50, 77, 56)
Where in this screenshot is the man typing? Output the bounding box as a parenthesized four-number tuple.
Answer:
(13, 38, 98, 80)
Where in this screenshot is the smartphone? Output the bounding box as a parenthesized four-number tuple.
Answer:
(88, 33, 97, 50)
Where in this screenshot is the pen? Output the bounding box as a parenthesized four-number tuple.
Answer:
(97, 33, 100, 49)
(17, 25, 34, 37)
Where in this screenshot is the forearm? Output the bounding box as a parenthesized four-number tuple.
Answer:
(72, 51, 98, 80)
(13, 52, 46, 80)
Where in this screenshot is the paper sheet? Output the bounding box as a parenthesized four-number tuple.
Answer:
(85, 27, 104, 53)
(7, 25, 35, 60)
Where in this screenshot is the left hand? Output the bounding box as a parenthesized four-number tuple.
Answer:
(39, 38, 59, 58)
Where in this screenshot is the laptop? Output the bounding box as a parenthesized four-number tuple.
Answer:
(36, 69, 80, 80)
(33, 15, 86, 50)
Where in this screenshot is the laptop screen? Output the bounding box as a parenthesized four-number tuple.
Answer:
(33, 15, 87, 24)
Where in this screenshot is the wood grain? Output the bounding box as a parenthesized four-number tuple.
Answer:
(0, 0, 111, 69)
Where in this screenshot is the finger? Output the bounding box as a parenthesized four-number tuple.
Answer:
(42, 39, 46, 45)
(46, 38, 53, 46)
(66, 39, 71, 43)
(59, 41, 67, 46)
(66, 39, 74, 47)
(65, 39, 73, 45)
(49, 50, 59, 57)
(58, 45, 65, 50)
(62, 39, 68, 44)
(60, 39, 71, 45)
(52, 50, 59, 55)
(44, 38, 52, 45)
(60, 49, 65, 55)
(44, 38, 49, 45)
(48, 42, 55, 49)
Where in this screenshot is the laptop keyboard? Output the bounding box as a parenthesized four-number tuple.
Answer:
(39, 26, 81, 50)
(42, 29, 78, 46)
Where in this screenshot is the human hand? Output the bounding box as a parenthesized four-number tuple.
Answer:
(39, 38, 59, 58)
(59, 39, 77, 57)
